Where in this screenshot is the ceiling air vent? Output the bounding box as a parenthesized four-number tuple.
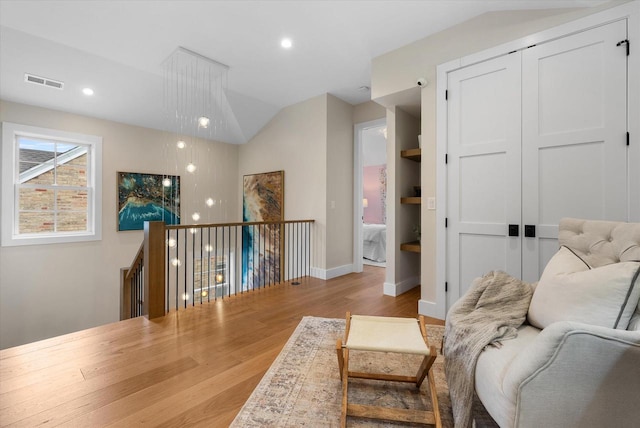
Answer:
(24, 73, 64, 90)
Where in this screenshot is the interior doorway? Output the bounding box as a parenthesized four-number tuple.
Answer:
(353, 118, 387, 272)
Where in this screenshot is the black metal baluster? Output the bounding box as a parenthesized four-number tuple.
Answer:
(175, 229, 179, 311)
(192, 227, 195, 307)
(227, 225, 231, 298)
(232, 225, 236, 295)
(263, 223, 267, 287)
(291, 222, 299, 285)
(221, 225, 225, 299)
(251, 224, 255, 290)
(214, 226, 218, 300)
(242, 226, 249, 294)
(288, 222, 292, 282)
(207, 227, 211, 302)
(166, 230, 169, 313)
(139, 265, 143, 314)
(183, 228, 187, 309)
(269, 223, 273, 286)
(262, 223, 266, 288)
(307, 222, 310, 277)
(196, 228, 204, 306)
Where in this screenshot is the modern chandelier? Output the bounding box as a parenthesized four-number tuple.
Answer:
(162, 47, 231, 224)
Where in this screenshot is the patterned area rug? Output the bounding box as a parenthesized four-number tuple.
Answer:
(231, 316, 497, 427)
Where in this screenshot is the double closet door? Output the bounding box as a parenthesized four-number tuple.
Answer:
(446, 20, 629, 309)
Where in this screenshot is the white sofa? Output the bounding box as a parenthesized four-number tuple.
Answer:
(474, 218, 640, 428)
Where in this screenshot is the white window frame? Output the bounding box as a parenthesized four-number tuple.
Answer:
(1, 122, 102, 246)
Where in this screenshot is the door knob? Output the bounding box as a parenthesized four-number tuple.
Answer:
(525, 225, 536, 238)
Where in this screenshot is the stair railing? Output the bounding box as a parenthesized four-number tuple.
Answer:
(121, 219, 314, 319)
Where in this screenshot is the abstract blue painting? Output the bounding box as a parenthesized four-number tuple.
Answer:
(242, 170, 284, 290)
(117, 172, 180, 231)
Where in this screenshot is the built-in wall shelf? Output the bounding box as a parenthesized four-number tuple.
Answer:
(400, 241, 420, 253)
(400, 148, 421, 162)
(400, 197, 421, 205)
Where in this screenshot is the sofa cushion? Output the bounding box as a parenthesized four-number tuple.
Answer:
(558, 217, 640, 267)
(475, 325, 540, 427)
(528, 246, 640, 330)
(629, 308, 640, 331)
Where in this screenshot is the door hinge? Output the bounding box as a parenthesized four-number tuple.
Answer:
(445, 218, 448, 228)
(445, 89, 448, 100)
(445, 282, 448, 292)
(627, 132, 630, 146)
(617, 39, 630, 56)
(445, 153, 448, 164)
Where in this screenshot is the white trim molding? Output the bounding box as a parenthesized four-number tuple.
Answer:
(418, 298, 440, 319)
(310, 264, 354, 280)
(384, 275, 419, 297)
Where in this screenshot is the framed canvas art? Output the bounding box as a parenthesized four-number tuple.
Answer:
(117, 172, 180, 231)
(242, 170, 284, 289)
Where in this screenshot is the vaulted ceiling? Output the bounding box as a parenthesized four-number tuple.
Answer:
(0, 1, 608, 144)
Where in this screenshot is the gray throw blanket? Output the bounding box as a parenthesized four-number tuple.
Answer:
(443, 271, 533, 428)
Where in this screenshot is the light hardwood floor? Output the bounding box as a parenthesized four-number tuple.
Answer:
(0, 266, 443, 427)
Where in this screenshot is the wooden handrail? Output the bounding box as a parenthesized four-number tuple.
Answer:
(165, 219, 315, 230)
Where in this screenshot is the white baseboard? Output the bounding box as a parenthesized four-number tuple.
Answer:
(310, 264, 354, 280)
(383, 276, 419, 297)
(418, 299, 445, 320)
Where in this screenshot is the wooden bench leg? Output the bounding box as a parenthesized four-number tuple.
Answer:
(428, 366, 442, 428)
(341, 347, 349, 428)
(336, 339, 344, 381)
(416, 346, 437, 387)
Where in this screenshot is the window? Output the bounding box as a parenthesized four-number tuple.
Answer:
(1, 122, 102, 246)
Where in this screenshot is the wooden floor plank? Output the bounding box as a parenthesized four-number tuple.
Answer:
(0, 266, 443, 427)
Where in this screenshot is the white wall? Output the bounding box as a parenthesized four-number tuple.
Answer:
(353, 100, 386, 125)
(326, 95, 355, 271)
(0, 100, 239, 349)
(239, 93, 358, 277)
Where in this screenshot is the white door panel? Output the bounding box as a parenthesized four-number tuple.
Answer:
(537, 142, 610, 222)
(458, 234, 511, 298)
(521, 20, 628, 282)
(459, 152, 508, 223)
(447, 53, 521, 308)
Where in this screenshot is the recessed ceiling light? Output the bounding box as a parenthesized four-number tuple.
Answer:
(281, 38, 293, 49)
(82, 87, 94, 96)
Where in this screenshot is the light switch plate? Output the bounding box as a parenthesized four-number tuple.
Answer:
(427, 197, 436, 210)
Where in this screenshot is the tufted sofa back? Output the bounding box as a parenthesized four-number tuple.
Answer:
(558, 218, 640, 268)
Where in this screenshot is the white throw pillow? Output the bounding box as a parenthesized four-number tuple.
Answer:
(528, 246, 640, 330)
